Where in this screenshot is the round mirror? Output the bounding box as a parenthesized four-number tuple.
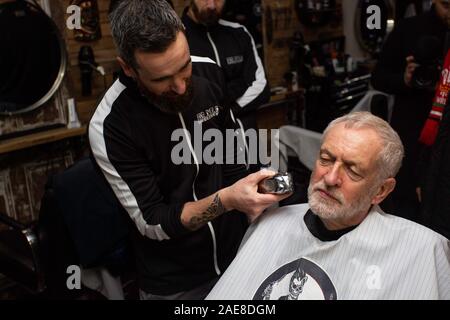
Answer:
(0, 0, 67, 116)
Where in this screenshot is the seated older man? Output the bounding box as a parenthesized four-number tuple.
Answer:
(206, 112, 450, 300)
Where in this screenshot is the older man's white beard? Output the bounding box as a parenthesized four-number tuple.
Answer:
(307, 180, 376, 222)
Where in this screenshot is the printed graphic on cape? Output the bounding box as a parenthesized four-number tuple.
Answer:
(253, 257, 337, 300)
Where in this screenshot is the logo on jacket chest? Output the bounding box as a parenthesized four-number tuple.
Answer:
(226, 55, 244, 65)
(196, 106, 220, 123)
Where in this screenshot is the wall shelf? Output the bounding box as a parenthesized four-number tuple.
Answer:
(0, 126, 87, 155)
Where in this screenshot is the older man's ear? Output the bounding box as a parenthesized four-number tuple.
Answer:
(371, 178, 396, 205)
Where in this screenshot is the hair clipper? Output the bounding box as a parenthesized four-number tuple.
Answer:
(258, 172, 294, 194)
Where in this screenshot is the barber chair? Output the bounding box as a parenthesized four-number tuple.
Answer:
(351, 89, 393, 123)
(0, 189, 80, 298)
(276, 126, 322, 206)
(0, 213, 45, 294)
(0, 157, 134, 299)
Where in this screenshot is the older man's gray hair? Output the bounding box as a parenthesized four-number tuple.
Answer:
(109, 0, 184, 70)
(323, 111, 404, 180)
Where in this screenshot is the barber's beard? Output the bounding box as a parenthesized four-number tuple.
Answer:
(307, 179, 376, 222)
(136, 77, 194, 114)
(191, 1, 221, 26)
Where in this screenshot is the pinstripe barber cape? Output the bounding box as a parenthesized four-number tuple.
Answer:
(206, 204, 450, 300)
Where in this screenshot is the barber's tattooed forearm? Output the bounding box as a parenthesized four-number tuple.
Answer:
(188, 194, 225, 230)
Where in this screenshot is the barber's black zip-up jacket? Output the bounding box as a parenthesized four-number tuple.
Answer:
(89, 57, 248, 295)
(182, 9, 270, 115)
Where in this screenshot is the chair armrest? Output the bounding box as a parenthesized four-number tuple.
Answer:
(0, 212, 27, 230)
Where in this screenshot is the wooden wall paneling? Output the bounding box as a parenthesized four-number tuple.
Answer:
(61, 0, 120, 125)
(0, 139, 88, 228)
(262, 0, 298, 88)
(0, 170, 17, 222)
(23, 152, 74, 218)
(0, 88, 68, 137)
(173, 0, 189, 16)
(261, 0, 343, 88)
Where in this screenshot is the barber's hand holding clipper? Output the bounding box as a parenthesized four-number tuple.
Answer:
(181, 169, 293, 230)
(220, 169, 293, 223)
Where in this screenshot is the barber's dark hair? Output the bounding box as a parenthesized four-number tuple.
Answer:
(109, 0, 184, 70)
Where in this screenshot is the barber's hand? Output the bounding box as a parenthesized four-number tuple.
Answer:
(220, 169, 293, 223)
(404, 56, 419, 87)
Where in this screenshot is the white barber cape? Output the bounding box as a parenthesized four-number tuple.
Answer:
(206, 204, 450, 300)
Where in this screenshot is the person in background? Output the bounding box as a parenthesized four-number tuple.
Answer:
(371, 0, 450, 223)
(182, 0, 271, 172)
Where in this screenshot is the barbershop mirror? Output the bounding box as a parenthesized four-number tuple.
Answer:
(354, 0, 395, 55)
(0, 0, 66, 115)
